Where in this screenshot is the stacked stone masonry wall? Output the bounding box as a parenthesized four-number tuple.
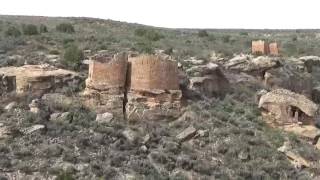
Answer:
(83, 54, 182, 120)
(129, 55, 179, 91)
(252, 40, 279, 56)
(252, 40, 269, 55)
(87, 53, 128, 90)
(269, 42, 279, 56)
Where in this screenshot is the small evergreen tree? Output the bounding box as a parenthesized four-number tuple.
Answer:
(39, 24, 48, 33)
(56, 23, 75, 33)
(22, 24, 39, 35)
(198, 30, 209, 37)
(5, 26, 21, 37)
(63, 44, 83, 70)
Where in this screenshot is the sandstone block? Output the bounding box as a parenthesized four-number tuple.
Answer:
(176, 126, 197, 142)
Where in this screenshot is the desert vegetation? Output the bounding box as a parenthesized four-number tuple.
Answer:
(1, 15, 320, 180)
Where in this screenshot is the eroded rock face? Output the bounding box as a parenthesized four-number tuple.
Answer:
(0, 74, 16, 96)
(259, 89, 318, 125)
(224, 55, 279, 75)
(82, 53, 128, 116)
(263, 58, 313, 97)
(126, 55, 182, 121)
(259, 89, 320, 140)
(187, 63, 230, 98)
(0, 64, 81, 96)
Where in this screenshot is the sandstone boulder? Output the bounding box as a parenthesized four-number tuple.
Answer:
(0, 126, 9, 139)
(42, 93, 74, 109)
(176, 126, 197, 142)
(96, 112, 113, 124)
(299, 56, 320, 72)
(263, 58, 313, 97)
(278, 142, 311, 168)
(50, 112, 70, 122)
(122, 129, 138, 143)
(224, 55, 279, 74)
(4, 102, 17, 111)
(186, 63, 230, 98)
(29, 99, 40, 114)
(22, 124, 45, 135)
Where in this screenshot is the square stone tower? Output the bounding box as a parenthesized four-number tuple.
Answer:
(269, 42, 279, 56)
(252, 40, 269, 55)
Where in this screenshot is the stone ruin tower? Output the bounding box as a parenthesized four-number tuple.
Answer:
(252, 40, 279, 56)
(126, 55, 182, 121)
(83, 53, 128, 117)
(252, 40, 269, 55)
(269, 42, 279, 56)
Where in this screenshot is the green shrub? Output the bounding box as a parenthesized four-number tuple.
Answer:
(222, 35, 231, 43)
(63, 44, 83, 70)
(39, 24, 48, 33)
(134, 28, 147, 36)
(56, 23, 75, 33)
(145, 30, 164, 41)
(164, 47, 173, 55)
(49, 49, 60, 55)
(4, 26, 21, 37)
(208, 35, 216, 41)
(240, 32, 249, 36)
(22, 24, 39, 35)
(198, 30, 208, 37)
(134, 28, 164, 41)
(63, 38, 75, 46)
(132, 41, 154, 54)
(56, 170, 75, 180)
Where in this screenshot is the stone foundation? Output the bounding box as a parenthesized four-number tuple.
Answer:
(126, 90, 182, 121)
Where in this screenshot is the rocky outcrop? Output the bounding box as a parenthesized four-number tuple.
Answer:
(259, 89, 319, 130)
(29, 99, 40, 114)
(82, 53, 128, 116)
(312, 86, 320, 103)
(259, 89, 320, 143)
(221, 55, 313, 97)
(299, 56, 320, 72)
(223, 55, 279, 75)
(187, 63, 230, 98)
(0, 74, 15, 96)
(126, 55, 181, 121)
(263, 58, 313, 97)
(0, 64, 81, 95)
(259, 89, 318, 118)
